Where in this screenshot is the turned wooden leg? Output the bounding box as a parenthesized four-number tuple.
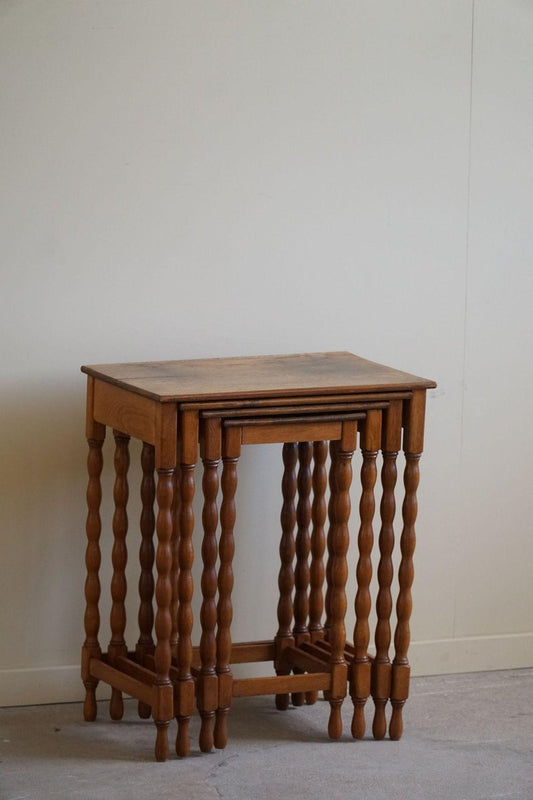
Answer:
(323, 441, 336, 641)
(327, 428, 355, 740)
(350, 411, 380, 739)
(136, 442, 155, 719)
(175, 456, 196, 758)
(215, 428, 240, 750)
(170, 467, 180, 660)
(275, 442, 297, 710)
(372, 402, 401, 739)
(198, 449, 220, 753)
(306, 440, 328, 705)
(108, 431, 130, 722)
(292, 441, 312, 707)
(153, 467, 175, 762)
(82, 432, 105, 722)
(390, 390, 426, 741)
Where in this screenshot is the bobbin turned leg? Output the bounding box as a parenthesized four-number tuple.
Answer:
(198, 418, 221, 753)
(390, 391, 426, 741)
(323, 441, 336, 641)
(305, 440, 328, 705)
(170, 467, 180, 662)
(350, 410, 381, 739)
(214, 427, 240, 750)
(372, 402, 401, 739)
(108, 431, 130, 722)
(292, 441, 312, 706)
(275, 443, 297, 710)
(175, 411, 197, 758)
(152, 467, 175, 761)
(136, 442, 155, 720)
(327, 423, 356, 739)
(82, 418, 106, 722)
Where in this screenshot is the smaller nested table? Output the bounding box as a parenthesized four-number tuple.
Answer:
(81, 352, 435, 761)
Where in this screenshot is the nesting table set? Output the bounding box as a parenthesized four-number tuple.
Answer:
(81, 352, 435, 761)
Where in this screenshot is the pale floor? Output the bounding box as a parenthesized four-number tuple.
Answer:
(1, 669, 532, 800)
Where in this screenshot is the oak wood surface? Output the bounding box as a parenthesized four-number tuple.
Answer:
(82, 351, 435, 402)
(82, 352, 434, 758)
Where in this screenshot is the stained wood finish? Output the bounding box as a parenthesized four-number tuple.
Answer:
(82, 354, 434, 759)
(275, 442, 297, 710)
(390, 391, 426, 741)
(108, 431, 130, 722)
(174, 412, 198, 759)
(82, 351, 436, 403)
(306, 440, 328, 705)
(292, 441, 313, 706)
(82, 434, 105, 722)
(152, 468, 175, 761)
(323, 441, 337, 640)
(326, 437, 355, 739)
(372, 401, 402, 739)
(170, 467, 180, 660)
(351, 410, 381, 739)
(136, 442, 155, 719)
(175, 459, 195, 757)
(198, 454, 220, 753)
(214, 432, 239, 750)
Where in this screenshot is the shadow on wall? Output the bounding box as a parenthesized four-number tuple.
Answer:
(0, 377, 106, 666)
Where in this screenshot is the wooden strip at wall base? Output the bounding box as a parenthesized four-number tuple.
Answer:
(89, 658, 153, 706)
(232, 672, 330, 698)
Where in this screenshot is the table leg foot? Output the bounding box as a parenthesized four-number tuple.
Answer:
(109, 688, 124, 720)
(83, 681, 98, 721)
(138, 701, 151, 719)
(328, 699, 343, 740)
(275, 693, 290, 710)
(176, 717, 190, 757)
(155, 721, 170, 762)
(389, 701, 404, 740)
(351, 700, 366, 739)
(214, 709, 229, 749)
(199, 712, 215, 753)
(372, 699, 387, 740)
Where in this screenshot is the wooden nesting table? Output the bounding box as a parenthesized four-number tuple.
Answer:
(81, 352, 435, 761)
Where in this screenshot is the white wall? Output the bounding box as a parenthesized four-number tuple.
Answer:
(1, 0, 532, 706)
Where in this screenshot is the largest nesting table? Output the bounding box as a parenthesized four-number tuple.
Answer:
(81, 352, 435, 761)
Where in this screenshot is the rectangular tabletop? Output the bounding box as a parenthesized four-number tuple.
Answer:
(81, 351, 436, 403)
